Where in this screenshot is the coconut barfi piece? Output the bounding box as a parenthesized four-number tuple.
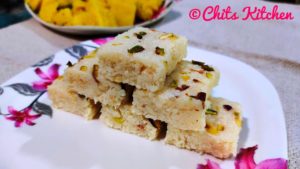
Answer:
(165, 97, 243, 159)
(133, 60, 220, 131)
(97, 27, 188, 91)
(63, 51, 126, 108)
(100, 104, 166, 140)
(48, 78, 101, 120)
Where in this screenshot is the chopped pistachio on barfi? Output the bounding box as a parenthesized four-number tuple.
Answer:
(100, 104, 164, 140)
(133, 60, 220, 131)
(63, 52, 126, 108)
(97, 27, 188, 91)
(165, 97, 243, 159)
(48, 78, 101, 120)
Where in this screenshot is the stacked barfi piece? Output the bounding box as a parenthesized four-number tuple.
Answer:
(48, 27, 242, 159)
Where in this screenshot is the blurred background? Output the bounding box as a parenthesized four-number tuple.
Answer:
(0, 0, 299, 29)
(0, 0, 31, 28)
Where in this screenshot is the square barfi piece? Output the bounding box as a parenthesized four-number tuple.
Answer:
(97, 27, 188, 91)
(63, 51, 126, 108)
(165, 97, 243, 159)
(48, 78, 101, 120)
(133, 60, 220, 131)
(100, 104, 166, 140)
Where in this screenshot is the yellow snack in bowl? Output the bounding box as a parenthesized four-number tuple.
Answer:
(108, 0, 136, 26)
(57, 0, 72, 7)
(52, 8, 72, 26)
(98, 8, 118, 27)
(38, 0, 58, 23)
(72, 0, 87, 14)
(71, 12, 97, 26)
(85, 0, 107, 11)
(137, 0, 163, 20)
(26, 0, 42, 11)
(86, 0, 117, 27)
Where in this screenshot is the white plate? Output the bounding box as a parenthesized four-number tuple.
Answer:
(0, 40, 287, 169)
(25, 1, 174, 35)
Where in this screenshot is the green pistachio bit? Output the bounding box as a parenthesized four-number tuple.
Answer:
(128, 45, 145, 54)
(159, 33, 178, 40)
(192, 60, 214, 72)
(163, 61, 168, 69)
(134, 31, 147, 39)
(170, 80, 178, 88)
(202, 65, 214, 71)
(192, 60, 205, 66)
(206, 109, 218, 115)
(139, 31, 147, 35)
(80, 66, 87, 71)
(113, 117, 125, 124)
(155, 47, 165, 56)
(206, 72, 213, 79)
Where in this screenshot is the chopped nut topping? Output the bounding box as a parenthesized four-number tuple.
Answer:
(149, 119, 167, 139)
(190, 92, 206, 101)
(192, 60, 205, 66)
(163, 61, 168, 69)
(181, 75, 190, 81)
(113, 117, 124, 124)
(190, 68, 204, 74)
(159, 33, 178, 40)
(205, 123, 225, 135)
(206, 109, 218, 115)
(83, 53, 96, 59)
(134, 31, 147, 39)
(137, 124, 146, 130)
(202, 65, 214, 72)
(80, 66, 87, 71)
(234, 112, 242, 127)
(128, 45, 145, 54)
(155, 47, 165, 56)
(206, 72, 213, 79)
(192, 60, 214, 71)
(176, 85, 190, 91)
(112, 43, 123, 46)
(78, 94, 85, 99)
(193, 79, 200, 83)
(66, 61, 73, 67)
(92, 64, 100, 83)
(140, 65, 146, 73)
(223, 105, 233, 111)
(190, 92, 206, 108)
(170, 80, 178, 88)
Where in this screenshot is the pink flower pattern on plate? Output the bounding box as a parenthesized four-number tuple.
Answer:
(198, 145, 287, 169)
(92, 37, 114, 45)
(32, 64, 60, 91)
(197, 160, 221, 169)
(5, 106, 41, 127)
(235, 145, 287, 169)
